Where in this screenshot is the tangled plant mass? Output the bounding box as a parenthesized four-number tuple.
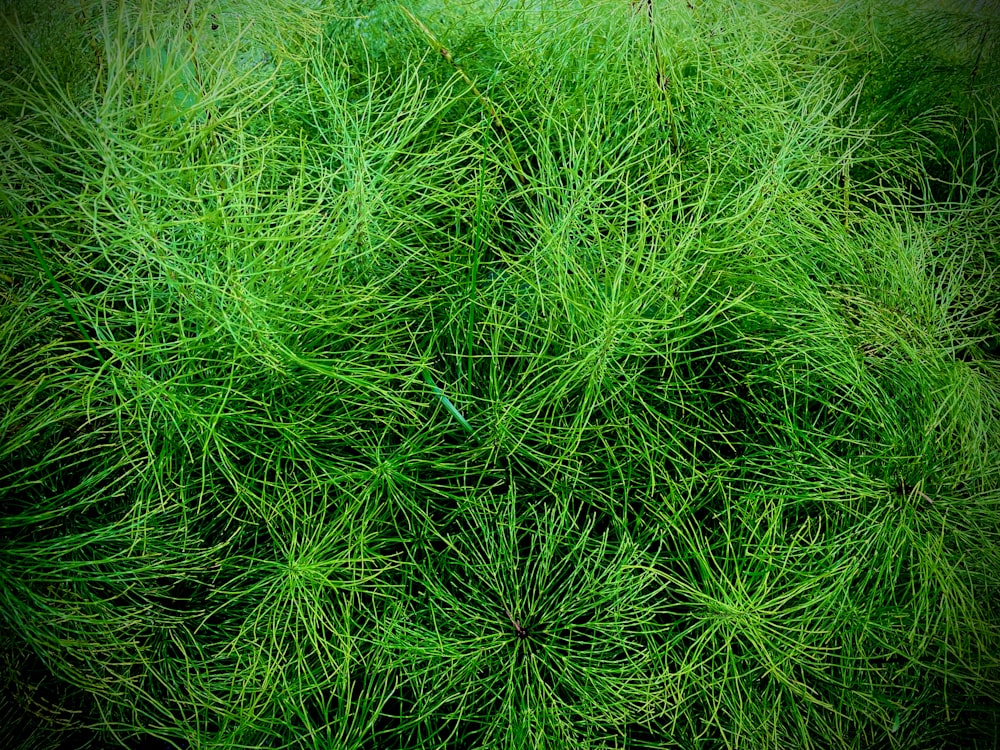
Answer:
(1, 0, 999, 748)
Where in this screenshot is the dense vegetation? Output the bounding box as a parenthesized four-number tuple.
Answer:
(2, 1, 998, 747)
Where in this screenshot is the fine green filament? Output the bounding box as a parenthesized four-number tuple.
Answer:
(2, 192, 107, 366)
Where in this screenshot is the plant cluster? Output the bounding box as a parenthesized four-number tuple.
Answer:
(1, 1, 998, 748)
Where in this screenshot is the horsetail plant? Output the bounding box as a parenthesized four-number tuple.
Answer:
(1, 0, 998, 748)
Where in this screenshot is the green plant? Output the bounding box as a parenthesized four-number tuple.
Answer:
(1, 1, 998, 748)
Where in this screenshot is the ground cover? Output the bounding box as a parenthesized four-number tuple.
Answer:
(1, 1, 998, 747)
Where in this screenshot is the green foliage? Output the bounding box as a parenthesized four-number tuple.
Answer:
(1, 0, 998, 748)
